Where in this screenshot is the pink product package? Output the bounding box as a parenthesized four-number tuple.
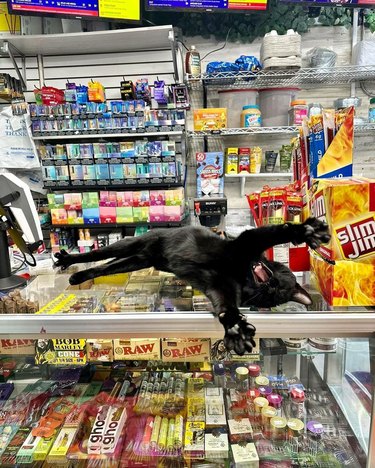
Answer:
(99, 207, 117, 224)
(149, 206, 165, 222)
(132, 191, 150, 207)
(149, 190, 165, 206)
(117, 191, 133, 207)
(164, 205, 184, 222)
(99, 191, 117, 207)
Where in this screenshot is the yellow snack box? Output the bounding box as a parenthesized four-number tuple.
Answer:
(193, 108, 227, 132)
(310, 177, 375, 306)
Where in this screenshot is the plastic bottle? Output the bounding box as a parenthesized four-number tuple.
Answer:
(213, 363, 226, 388)
(185, 46, 201, 77)
(369, 98, 375, 123)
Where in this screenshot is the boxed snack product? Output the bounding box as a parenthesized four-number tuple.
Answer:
(161, 338, 211, 362)
(184, 421, 205, 459)
(196, 152, 224, 197)
(193, 108, 227, 132)
(310, 177, 375, 305)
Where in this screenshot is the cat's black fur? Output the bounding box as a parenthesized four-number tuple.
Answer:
(54, 217, 330, 355)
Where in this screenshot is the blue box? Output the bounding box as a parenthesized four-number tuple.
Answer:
(83, 208, 100, 224)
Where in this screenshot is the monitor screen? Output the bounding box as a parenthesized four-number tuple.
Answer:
(146, 0, 268, 13)
(8, 0, 141, 22)
(279, 0, 373, 6)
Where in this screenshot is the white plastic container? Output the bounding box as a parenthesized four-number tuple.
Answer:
(259, 88, 299, 127)
(218, 89, 258, 128)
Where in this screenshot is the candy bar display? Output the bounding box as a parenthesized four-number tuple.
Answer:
(225, 145, 292, 175)
(30, 101, 185, 137)
(39, 139, 183, 188)
(0, 348, 367, 466)
(48, 188, 185, 226)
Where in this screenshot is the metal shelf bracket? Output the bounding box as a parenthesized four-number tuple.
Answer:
(1, 40, 27, 91)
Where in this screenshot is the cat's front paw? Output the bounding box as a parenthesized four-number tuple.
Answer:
(223, 314, 256, 356)
(292, 217, 331, 249)
(54, 250, 72, 270)
(69, 271, 89, 285)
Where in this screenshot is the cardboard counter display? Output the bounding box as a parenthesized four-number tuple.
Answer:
(310, 177, 375, 306)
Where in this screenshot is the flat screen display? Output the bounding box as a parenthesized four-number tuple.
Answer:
(8, 0, 141, 22)
(279, 0, 374, 6)
(146, 0, 268, 13)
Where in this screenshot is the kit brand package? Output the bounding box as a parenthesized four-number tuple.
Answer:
(310, 177, 375, 305)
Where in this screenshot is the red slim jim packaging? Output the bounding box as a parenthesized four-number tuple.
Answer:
(286, 192, 303, 223)
(246, 192, 261, 227)
(267, 188, 287, 225)
(260, 188, 270, 225)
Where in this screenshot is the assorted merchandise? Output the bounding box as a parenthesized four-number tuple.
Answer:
(0, 349, 365, 466)
(30, 102, 185, 137)
(225, 146, 292, 175)
(247, 183, 309, 272)
(218, 89, 258, 128)
(48, 188, 186, 226)
(39, 139, 183, 188)
(259, 88, 300, 127)
(0, 289, 39, 314)
(310, 177, 375, 306)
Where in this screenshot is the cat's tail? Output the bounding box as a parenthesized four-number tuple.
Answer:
(54, 236, 142, 270)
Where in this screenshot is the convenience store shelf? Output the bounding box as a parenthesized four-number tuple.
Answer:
(51, 219, 188, 230)
(45, 181, 183, 191)
(0, 311, 374, 339)
(187, 65, 375, 89)
(32, 130, 184, 141)
(189, 123, 375, 138)
(0, 26, 178, 56)
(225, 172, 293, 196)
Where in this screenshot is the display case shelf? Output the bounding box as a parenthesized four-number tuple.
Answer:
(187, 65, 375, 89)
(189, 123, 375, 138)
(44, 181, 184, 191)
(225, 173, 294, 196)
(50, 218, 189, 230)
(32, 130, 184, 141)
(0, 311, 374, 338)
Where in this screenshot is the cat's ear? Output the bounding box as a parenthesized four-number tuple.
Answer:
(292, 283, 312, 305)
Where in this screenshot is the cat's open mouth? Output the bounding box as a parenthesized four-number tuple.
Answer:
(252, 262, 273, 284)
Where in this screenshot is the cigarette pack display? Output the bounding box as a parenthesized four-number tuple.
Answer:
(83, 208, 100, 224)
(116, 207, 134, 223)
(149, 206, 165, 222)
(82, 192, 99, 208)
(99, 207, 117, 224)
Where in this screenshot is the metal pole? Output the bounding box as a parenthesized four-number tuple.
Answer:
(37, 54, 44, 88)
(2, 41, 27, 91)
(351, 9, 359, 97)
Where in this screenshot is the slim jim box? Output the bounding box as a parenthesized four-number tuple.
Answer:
(310, 177, 375, 306)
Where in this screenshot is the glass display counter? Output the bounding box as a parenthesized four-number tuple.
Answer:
(0, 271, 374, 467)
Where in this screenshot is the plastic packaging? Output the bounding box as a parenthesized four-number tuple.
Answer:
(288, 100, 308, 125)
(186, 46, 201, 77)
(279, 145, 292, 173)
(250, 147, 262, 174)
(306, 47, 337, 68)
(265, 151, 278, 172)
(218, 89, 258, 128)
(259, 88, 299, 126)
(206, 62, 240, 74)
(369, 98, 375, 123)
(241, 105, 261, 128)
(235, 55, 262, 72)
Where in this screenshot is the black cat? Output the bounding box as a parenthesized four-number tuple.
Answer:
(55, 217, 330, 355)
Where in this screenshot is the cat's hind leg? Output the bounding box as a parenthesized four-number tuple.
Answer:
(54, 237, 144, 271)
(69, 256, 152, 285)
(205, 283, 256, 356)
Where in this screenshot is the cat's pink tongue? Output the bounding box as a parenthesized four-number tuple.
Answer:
(253, 264, 269, 282)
